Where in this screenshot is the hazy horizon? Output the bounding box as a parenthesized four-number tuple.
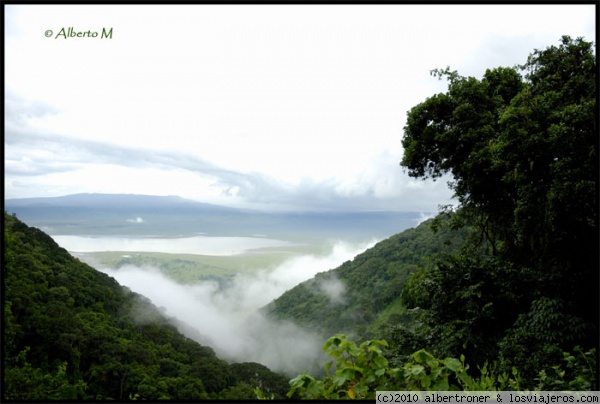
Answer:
(4, 191, 438, 214)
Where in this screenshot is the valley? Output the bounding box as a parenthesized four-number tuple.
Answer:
(4, 194, 424, 375)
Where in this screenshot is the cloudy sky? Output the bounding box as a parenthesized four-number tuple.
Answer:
(5, 4, 595, 212)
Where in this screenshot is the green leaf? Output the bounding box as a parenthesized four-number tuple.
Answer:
(433, 378, 450, 391)
(412, 349, 435, 363)
(408, 364, 425, 375)
(443, 357, 462, 372)
(419, 374, 432, 389)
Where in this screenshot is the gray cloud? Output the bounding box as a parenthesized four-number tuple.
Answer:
(5, 129, 453, 211)
(5, 92, 60, 129)
(5, 92, 453, 212)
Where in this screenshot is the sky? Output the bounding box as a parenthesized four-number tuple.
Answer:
(4, 4, 596, 212)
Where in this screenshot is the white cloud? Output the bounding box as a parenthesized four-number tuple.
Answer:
(318, 276, 346, 305)
(4, 4, 595, 211)
(414, 212, 437, 227)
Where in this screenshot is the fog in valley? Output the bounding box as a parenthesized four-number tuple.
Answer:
(97, 239, 376, 376)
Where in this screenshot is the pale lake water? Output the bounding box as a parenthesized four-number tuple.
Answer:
(51, 235, 295, 256)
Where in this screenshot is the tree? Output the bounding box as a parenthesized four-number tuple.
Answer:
(399, 36, 597, 380)
(402, 36, 596, 262)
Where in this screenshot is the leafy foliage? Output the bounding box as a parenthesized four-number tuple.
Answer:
(288, 334, 596, 399)
(288, 334, 401, 399)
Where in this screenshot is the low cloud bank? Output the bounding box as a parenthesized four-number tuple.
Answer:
(98, 240, 376, 376)
(318, 276, 346, 305)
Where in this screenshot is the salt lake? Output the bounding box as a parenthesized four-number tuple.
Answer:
(51, 235, 295, 256)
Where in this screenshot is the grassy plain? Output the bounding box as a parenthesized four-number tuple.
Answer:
(74, 242, 334, 284)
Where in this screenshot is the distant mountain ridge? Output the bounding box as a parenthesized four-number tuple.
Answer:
(5, 193, 428, 240)
(5, 193, 240, 211)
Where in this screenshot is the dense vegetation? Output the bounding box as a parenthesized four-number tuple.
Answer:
(3, 212, 290, 400)
(287, 333, 596, 400)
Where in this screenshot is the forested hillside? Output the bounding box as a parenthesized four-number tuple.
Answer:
(3, 212, 290, 400)
(263, 215, 468, 342)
